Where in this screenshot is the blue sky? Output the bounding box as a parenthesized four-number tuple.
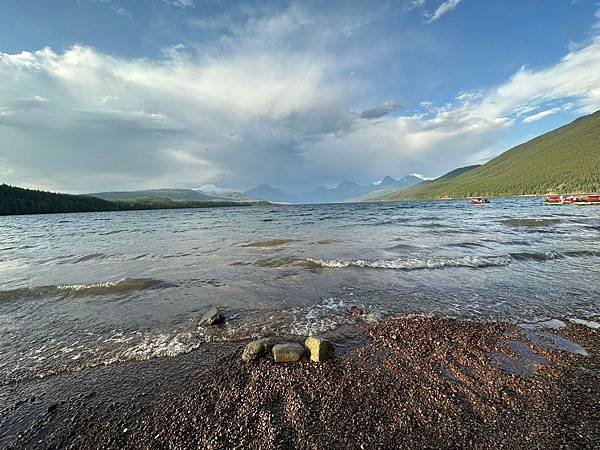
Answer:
(1, 0, 599, 193)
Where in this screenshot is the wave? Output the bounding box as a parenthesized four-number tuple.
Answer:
(445, 242, 490, 249)
(500, 218, 561, 228)
(0, 277, 175, 301)
(102, 332, 202, 364)
(509, 251, 562, 261)
(252, 257, 322, 269)
(301, 249, 600, 271)
(509, 250, 600, 261)
(240, 239, 296, 248)
(305, 255, 512, 270)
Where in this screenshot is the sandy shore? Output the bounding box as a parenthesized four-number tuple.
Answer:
(5, 316, 599, 449)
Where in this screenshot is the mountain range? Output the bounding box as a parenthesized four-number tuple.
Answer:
(368, 110, 600, 201)
(243, 174, 423, 204)
(89, 188, 258, 203)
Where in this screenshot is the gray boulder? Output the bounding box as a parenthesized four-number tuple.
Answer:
(199, 308, 224, 326)
(272, 343, 305, 363)
(242, 337, 276, 362)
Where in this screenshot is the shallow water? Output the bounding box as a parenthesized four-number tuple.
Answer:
(0, 198, 599, 386)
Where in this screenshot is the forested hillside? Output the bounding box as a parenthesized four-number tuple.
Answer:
(375, 111, 600, 200)
(0, 184, 121, 216)
(0, 184, 262, 216)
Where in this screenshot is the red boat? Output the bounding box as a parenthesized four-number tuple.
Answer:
(585, 194, 600, 202)
(563, 196, 582, 204)
(544, 194, 600, 205)
(470, 198, 489, 205)
(544, 196, 563, 204)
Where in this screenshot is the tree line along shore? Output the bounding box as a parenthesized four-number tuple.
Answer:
(0, 184, 266, 217)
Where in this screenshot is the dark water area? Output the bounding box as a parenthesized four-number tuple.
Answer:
(1, 198, 599, 446)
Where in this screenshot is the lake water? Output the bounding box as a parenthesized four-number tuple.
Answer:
(1, 198, 600, 388)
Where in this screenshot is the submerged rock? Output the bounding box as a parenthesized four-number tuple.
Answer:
(199, 308, 224, 326)
(347, 304, 364, 316)
(272, 343, 305, 363)
(242, 337, 275, 362)
(305, 336, 335, 362)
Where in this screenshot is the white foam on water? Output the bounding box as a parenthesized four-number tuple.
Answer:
(57, 280, 125, 291)
(569, 318, 600, 329)
(103, 332, 201, 364)
(306, 255, 512, 270)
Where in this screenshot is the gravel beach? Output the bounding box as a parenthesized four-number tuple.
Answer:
(9, 315, 598, 450)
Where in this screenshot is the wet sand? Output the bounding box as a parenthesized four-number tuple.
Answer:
(4, 316, 599, 449)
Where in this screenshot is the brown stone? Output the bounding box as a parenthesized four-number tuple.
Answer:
(347, 304, 364, 316)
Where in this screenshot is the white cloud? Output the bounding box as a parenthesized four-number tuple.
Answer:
(426, 0, 462, 23)
(405, 0, 427, 12)
(112, 7, 132, 18)
(0, 41, 353, 191)
(522, 107, 562, 123)
(2, 6, 600, 192)
(164, 0, 195, 8)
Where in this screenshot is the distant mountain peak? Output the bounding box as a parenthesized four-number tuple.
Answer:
(244, 184, 295, 203)
(338, 180, 359, 188)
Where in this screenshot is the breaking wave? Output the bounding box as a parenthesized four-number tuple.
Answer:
(302, 250, 600, 271)
(305, 255, 512, 270)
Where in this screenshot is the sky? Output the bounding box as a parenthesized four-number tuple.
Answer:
(1, 0, 600, 194)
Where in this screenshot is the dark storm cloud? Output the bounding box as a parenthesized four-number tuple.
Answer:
(359, 101, 402, 119)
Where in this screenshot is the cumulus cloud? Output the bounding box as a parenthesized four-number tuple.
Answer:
(1, 5, 600, 192)
(426, 0, 462, 23)
(0, 41, 356, 191)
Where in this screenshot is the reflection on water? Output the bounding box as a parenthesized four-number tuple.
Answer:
(0, 197, 599, 384)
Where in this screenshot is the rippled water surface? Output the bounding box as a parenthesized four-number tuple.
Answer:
(1, 198, 600, 385)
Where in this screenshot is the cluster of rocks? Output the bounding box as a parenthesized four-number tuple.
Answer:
(197, 307, 336, 363)
(198, 304, 380, 364)
(242, 335, 335, 363)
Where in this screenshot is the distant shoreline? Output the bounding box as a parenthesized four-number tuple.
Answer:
(0, 183, 269, 217)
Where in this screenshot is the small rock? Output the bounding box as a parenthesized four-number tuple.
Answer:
(363, 312, 382, 324)
(199, 308, 224, 326)
(305, 336, 335, 362)
(272, 343, 305, 362)
(242, 337, 275, 362)
(347, 304, 364, 316)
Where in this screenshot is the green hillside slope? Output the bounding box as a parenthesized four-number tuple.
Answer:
(379, 111, 600, 200)
(0, 185, 264, 216)
(0, 184, 121, 216)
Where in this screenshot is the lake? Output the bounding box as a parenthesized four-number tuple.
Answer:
(1, 198, 599, 389)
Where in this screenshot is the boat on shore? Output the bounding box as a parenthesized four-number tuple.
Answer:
(544, 194, 600, 205)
